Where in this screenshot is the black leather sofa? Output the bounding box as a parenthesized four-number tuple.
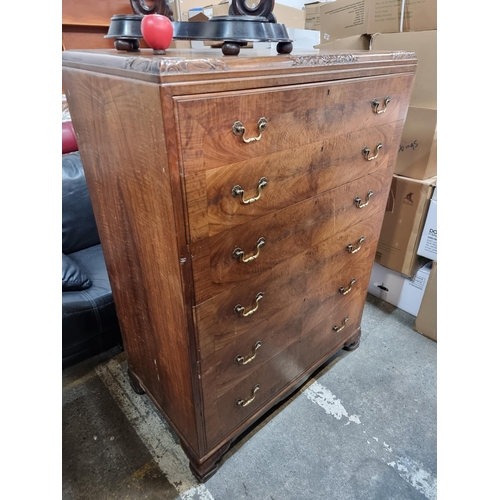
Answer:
(62, 134, 122, 368)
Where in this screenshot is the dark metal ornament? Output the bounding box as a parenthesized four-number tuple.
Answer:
(229, 0, 277, 23)
(105, 0, 292, 56)
(105, 14, 143, 52)
(130, 0, 173, 19)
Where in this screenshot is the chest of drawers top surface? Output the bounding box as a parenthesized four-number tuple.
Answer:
(62, 48, 416, 482)
(62, 47, 416, 87)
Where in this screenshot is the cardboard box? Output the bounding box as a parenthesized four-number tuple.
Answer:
(314, 34, 371, 50)
(306, 16, 321, 31)
(319, 0, 437, 43)
(375, 174, 436, 277)
(417, 186, 437, 260)
(414, 260, 437, 341)
(395, 106, 437, 180)
(211, 2, 305, 29)
(368, 261, 432, 316)
(305, 1, 331, 30)
(316, 30, 437, 109)
(371, 30, 437, 109)
(212, 1, 230, 16)
(271, 2, 306, 28)
(173, 0, 210, 21)
(305, 1, 330, 15)
(306, 21, 321, 31)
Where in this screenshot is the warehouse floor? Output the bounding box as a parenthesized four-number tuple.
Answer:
(62, 293, 437, 500)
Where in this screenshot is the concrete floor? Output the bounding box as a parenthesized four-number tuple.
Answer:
(62, 293, 437, 500)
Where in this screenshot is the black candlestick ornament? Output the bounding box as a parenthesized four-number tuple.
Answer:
(105, 0, 293, 56)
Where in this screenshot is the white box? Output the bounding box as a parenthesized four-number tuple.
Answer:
(368, 261, 432, 317)
(286, 27, 321, 49)
(417, 186, 437, 260)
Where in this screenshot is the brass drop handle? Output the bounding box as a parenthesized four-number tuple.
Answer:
(371, 96, 391, 114)
(236, 384, 260, 407)
(232, 177, 268, 204)
(354, 191, 373, 209)
(346, 236, 365, 254)
(232, 237, 266, 262)
(234, 292, 265, 317)
(232, 117, 268, 143)
(333, 317, 349, 332)
(235, 341, 262, 365)
(362, 142, 383, 161)
(339, 279, 356, 295)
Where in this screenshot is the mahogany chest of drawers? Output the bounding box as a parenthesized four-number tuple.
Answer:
(62, 47, 416, 481)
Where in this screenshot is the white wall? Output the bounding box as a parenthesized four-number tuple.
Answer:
(277, 0, 336, 11)
(275, 0, 308, 10)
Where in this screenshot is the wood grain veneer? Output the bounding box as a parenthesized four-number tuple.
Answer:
(62, 47, 416, 481)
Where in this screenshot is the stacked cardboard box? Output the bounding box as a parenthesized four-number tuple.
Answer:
(372, 28, 437, 328)
(375, 175, 436, 278)
(368, 175, 437, 330)
(317, 0, 436, 44)
(372, 28, 437, 282)
(304, 1, 329, 31)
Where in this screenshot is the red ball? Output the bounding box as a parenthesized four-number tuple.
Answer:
(141, 14, 174, 51)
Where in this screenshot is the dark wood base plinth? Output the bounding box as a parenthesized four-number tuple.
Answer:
(343, 329, 362, 351)
(181, 440, 232, 483)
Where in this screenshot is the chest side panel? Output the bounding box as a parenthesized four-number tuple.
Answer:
(62, 68, 200, 454)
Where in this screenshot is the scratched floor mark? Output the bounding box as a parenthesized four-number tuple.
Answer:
(304, 380, 436, 499)
(386, 453, 437, 500)
(96, 359, 214, 500)
(304, 381, 362, 425)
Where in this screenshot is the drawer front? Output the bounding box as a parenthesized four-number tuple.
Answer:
(177, 75, 412, 244)
(191, 167, 392, 303)
(204, 121, 400, 239)
(176, 74, 413, 172)
(299, 291, 368, 370)
(214, 299, 303, 396)
(198, 209, 382, 449)
(204, 278, 370, 449)
(195, 208, 385, 359)
(213, 234, 378, 396)
(206, 340, 304, 449)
